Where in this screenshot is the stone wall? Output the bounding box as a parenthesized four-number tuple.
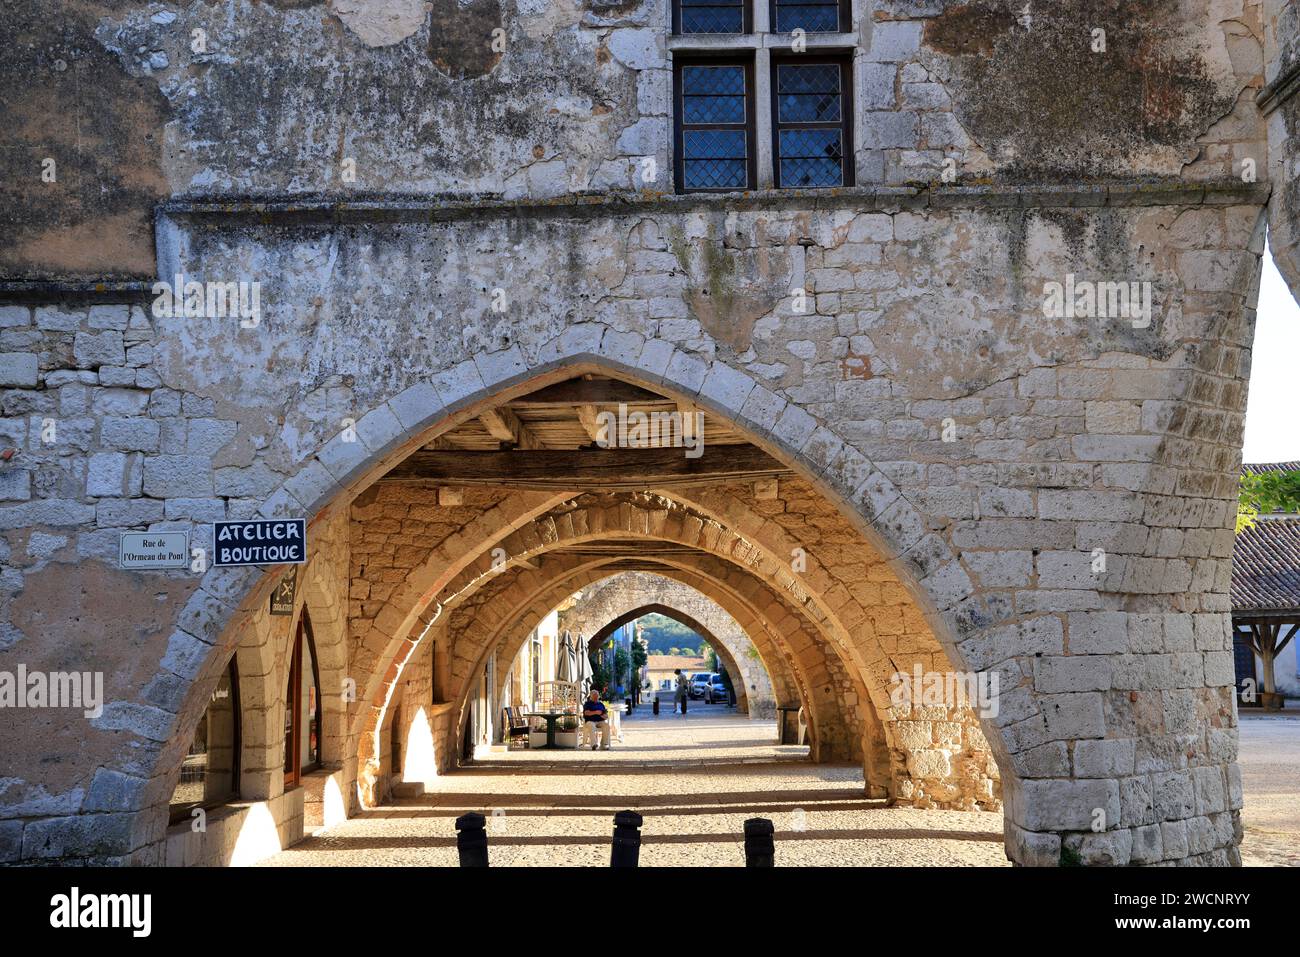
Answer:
(0, 1, 1261, 279)
(0, 0, 1278, 867)
(0, 187, 1265, 863)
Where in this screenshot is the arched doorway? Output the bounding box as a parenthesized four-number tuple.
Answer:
(283, 611, 322, 790)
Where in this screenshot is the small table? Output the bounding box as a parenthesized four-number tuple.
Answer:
(522, 711, 576, 749)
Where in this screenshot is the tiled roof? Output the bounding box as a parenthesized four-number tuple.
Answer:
(1242, 461, 1300, 476)
(1232, 517, 1300, 612)
(645, 655, 707, 671)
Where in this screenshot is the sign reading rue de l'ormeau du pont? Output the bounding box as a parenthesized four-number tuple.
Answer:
(213, 519, 307, 568)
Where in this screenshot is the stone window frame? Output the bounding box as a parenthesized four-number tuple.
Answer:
(769, 52, 855, 188)
(668, 1, 864, 190)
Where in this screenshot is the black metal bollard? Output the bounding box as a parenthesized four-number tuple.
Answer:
(744, 818, 774, 867)
(652, 697, 660, 715)
(610, 810, 644, 867)
(456, 811, 489, 867)
(626, 695, 634, 715)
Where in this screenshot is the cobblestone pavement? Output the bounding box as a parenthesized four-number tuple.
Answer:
(262, 705, 1008, 867)
(261, 708, 1300, 867)
(1238, 714, 1300, 867)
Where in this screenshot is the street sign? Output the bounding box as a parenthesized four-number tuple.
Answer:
(269, 568, 298, 616)
(213, 519, 306, 567)
(119, 531, 190, 570)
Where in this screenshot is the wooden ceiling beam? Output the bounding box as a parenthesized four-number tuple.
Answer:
(506, 379, 669, 408)
(477, 407, 543, 450)
(381, 445, 792, 489)
(576, 404, 603, 443)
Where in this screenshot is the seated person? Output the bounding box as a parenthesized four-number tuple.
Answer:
(582, 690, 611, 750)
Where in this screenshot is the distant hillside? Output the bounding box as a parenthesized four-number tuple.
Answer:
(636, 613, 707, 656)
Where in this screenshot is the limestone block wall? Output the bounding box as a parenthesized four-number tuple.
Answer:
(0, 1, 1262, 280)
(365, 614, 457, 801)
(1263, 1, 1300, 292)
(385, 637, 437, 792)
(347, 484, 553, 682)
(162, 788, 303, 867)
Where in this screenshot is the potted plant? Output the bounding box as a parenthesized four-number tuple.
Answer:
(527, 717, 550, 749)
(554, 715, 580, 748)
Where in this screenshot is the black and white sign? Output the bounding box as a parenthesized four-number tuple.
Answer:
(269, 568, 298, 616)
(213, 519, 306, 567)
(119, 531, 190, 569)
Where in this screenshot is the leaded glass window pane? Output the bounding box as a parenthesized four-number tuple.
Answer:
(778, 129, 843, 187)
(684, 130, 749, 189)
(680, 0, 745, 33)
(682, 65, 747, 123)
(773, 60, 848, 188)
(777, 64, 841, 122)
(679, 62, 751, 192)
(774, 0, 841, 33)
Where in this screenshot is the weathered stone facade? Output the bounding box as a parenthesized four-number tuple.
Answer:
(2, 0, 1296, 867)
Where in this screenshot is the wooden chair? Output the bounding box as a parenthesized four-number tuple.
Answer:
(503, 707, 530, 749)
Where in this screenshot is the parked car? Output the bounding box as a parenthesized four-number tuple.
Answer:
(704, 674, 729, 704)
(689, 672, 714, 699)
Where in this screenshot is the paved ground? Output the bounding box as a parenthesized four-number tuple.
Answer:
(1238, 713, 1300, 867)
(262, 704, 1007, 866)
(260, 705, 1300, 867)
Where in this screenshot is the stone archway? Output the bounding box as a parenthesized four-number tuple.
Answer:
(429, 519, 869, 765)
(554, 571, 782, 715)
(442, 553, 863, 758)
(585, 602, 760, 712)
(366, 476, 992, 813)
(15, 319, 1252, 867)
(471, 557, 840, 749)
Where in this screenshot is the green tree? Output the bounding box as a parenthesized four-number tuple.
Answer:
(630, 637, 648, 704)
(1237, 470, 1300, 532)
(613, 646, 631, 692)
(636, 613, 704, 654)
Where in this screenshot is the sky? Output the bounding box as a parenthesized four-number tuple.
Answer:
(1242, 242, 1300, 464)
